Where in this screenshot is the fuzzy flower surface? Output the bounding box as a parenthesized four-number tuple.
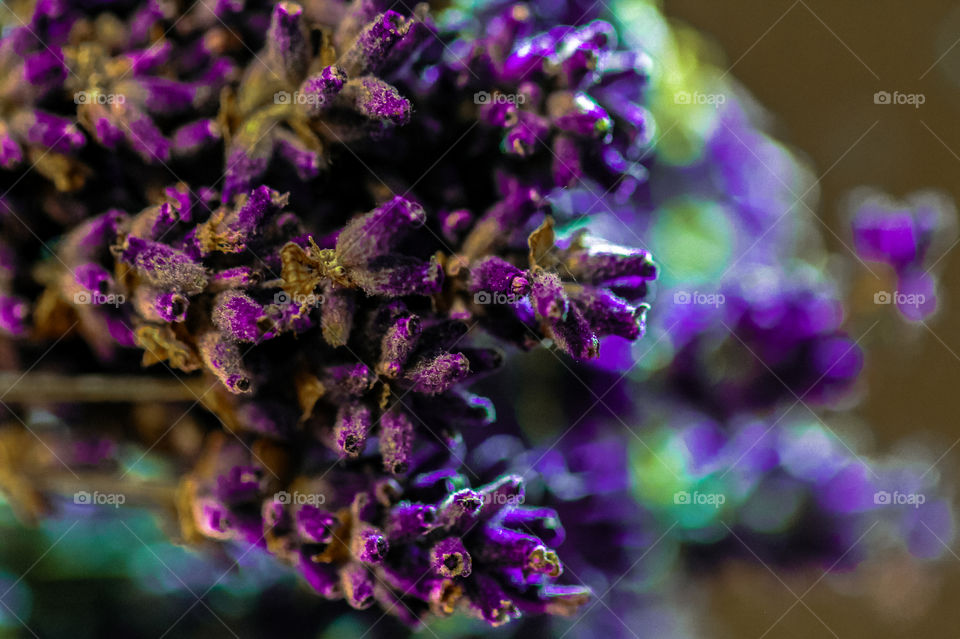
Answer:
(0, 0, 659, 630)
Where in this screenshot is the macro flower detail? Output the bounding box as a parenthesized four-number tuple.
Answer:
(180, 436, 586, 627)
(0, 0, 663, 625)
(0, 0, 955, 637)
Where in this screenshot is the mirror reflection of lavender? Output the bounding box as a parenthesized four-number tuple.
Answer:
(0, 0, 952, 637)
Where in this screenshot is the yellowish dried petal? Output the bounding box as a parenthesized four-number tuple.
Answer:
(135, 324, 202, 372)
(527, 216, 555, 269)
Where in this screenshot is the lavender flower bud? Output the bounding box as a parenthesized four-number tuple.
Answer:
(570, 287, 646, 340)
(336, 196, 426, 265)
(172, 119, 221, 156)
(11, 110, 85, 153)
(468, 256, 530, 296)
(334, 402, 372, 457)
(342, 11, 412, 77)
(404, 352, 470, 394)
(341, 561, 376, 609)
(320, 283, 355, 347)
(430, 537, 472, 577)
(296, 505, 339, 544)
(266, 2, 310, 83)
(298, 66, 348, 117)
(379, 407, 414, 474)
(377, 314, 422, 377)
(549, 91, 613, 138)
(352, 524, 389, 564)
(198, 331, 253, 394)
(120, 237, 207, 294)
(212, 290, 264, 342)
(300, 553, 342, 598)
(385, 502, 438, 541)
(338, 76, 412, 126)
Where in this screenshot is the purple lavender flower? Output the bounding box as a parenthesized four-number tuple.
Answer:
(181, 436, 586, 627)
(849, 188, 956, 321)
(0, 0, 953, 637)
(0, 0, 669, 629)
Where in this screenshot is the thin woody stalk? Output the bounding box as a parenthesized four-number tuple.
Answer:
(0, 373, 206, 403)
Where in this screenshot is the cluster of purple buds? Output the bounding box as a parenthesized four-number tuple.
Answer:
(184, 436, 588, 627)
(661, 414, 953, 566)
(3, 0, 951, 633)
(55, 182, 652, 466)
(443, 11, 655, 198)
(0, 0, 663, 629)
(657, 268, 863, 413)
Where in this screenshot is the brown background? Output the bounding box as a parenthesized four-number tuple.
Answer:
(659, 1, 960, 636)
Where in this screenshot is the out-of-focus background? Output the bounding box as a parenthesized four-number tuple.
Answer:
(660, 1, 960, 636)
